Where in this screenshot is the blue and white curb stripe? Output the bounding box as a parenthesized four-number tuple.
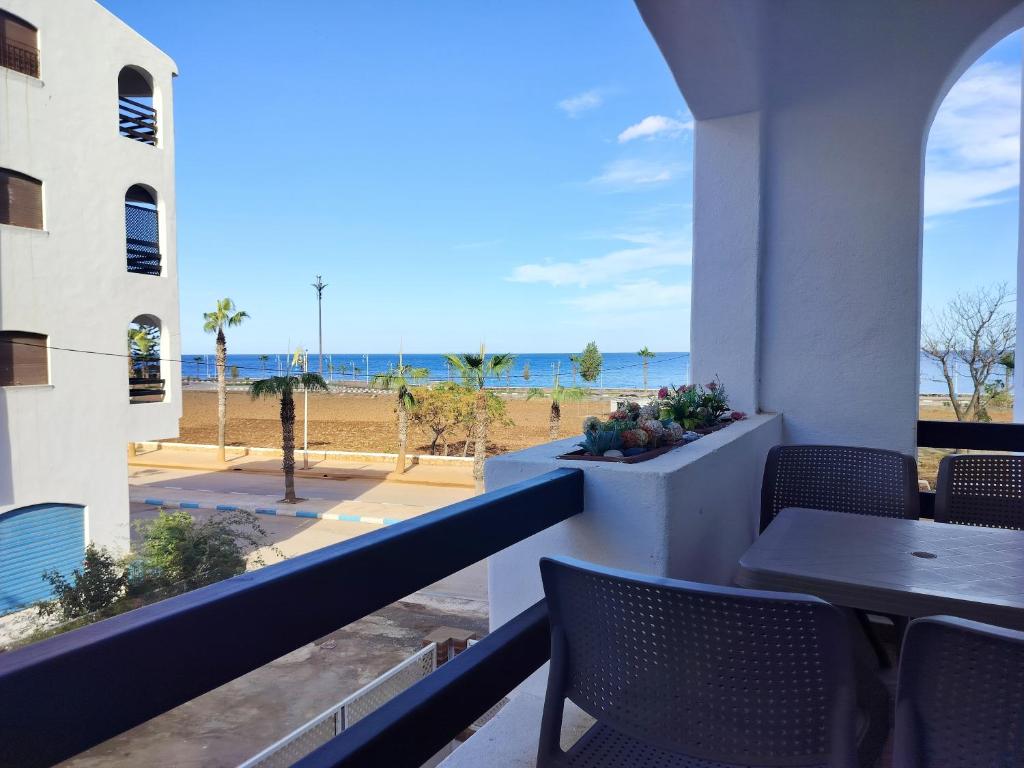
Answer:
(138, 498, 401, 526)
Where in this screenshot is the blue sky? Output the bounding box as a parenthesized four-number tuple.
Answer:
(98, 2, 1019, 356)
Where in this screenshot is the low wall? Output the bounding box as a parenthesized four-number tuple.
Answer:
(133, 441, 474, 467)
(486, 412, 783, 630)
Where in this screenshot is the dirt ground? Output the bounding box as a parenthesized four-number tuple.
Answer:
(178, 387, 614, 457)
(917, 401, 1013, 489)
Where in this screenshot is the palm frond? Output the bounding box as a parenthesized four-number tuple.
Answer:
(299, 372, 329, 391)
(249, 376, 292, 399)
(526, 387, 546, 400)
(487, 353, 516, 376)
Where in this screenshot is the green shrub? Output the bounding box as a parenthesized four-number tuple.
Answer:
(38, 545, 127, 622)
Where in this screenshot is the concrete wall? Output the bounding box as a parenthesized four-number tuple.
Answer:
(486, 414, 782, 632)
(0, 0, 179, 552)
(640, 0, 1024, 455)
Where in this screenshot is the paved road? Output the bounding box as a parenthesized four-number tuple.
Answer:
(56, 475, 489, 767)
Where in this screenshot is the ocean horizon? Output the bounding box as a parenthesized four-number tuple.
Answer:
(179, 351, 1002, 396)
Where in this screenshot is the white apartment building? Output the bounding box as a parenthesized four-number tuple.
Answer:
(0, 0, 180, 614)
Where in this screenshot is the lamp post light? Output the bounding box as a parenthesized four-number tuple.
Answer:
(312, 275, 327, 375)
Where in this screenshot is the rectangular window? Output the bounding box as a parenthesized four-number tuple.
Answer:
(0, 332, 48, 385)
(0, 170, 43, 229)
(0, 11, 39, 78)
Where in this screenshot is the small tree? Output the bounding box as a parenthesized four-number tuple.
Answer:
(638, 347, 656, 391)
(522, 361, 531, 382)
(445, 347, 516, 484)
(579, 341, 602, 384)
(203, 299, 250, 463)
(527, 380, 586, 439)
(922, 283, 1016, 422)
(568, 354, 581, 386)
(249, 372, 329, 501)
(410, 383, 475, 455)
(258, 354, 270, 372)
(372, 357, 430, 473)
(38, 545, 127, 622)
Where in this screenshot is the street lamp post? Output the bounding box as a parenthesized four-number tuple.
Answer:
(312, 275, 327, 375)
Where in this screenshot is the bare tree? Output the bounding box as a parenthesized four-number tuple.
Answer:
(922, 283, 1015, 422)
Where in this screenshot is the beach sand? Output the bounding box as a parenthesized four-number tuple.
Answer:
(177, 387, 615, 457)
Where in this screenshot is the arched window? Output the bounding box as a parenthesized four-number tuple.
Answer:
(0, 10, 38, 78)
(125, 184, 160, 275)
(0, 168, 42, 229)
(128, 315, 163, 403)
(0, 331, 47, 386)
(118, 65, 157, 145)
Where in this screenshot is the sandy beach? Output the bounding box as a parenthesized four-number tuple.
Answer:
(177, 386, 616, 456)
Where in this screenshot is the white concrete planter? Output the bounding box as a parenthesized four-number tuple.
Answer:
(486, 413, 783, 634)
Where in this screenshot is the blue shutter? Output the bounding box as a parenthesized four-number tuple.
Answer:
(0, 504, 85, 615)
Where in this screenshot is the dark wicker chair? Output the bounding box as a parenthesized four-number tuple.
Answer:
(935, 454, 1024, 530)
(537, 556, 889, 768)
(894, 616, 1024, 767)
(760, 444, 920, 532)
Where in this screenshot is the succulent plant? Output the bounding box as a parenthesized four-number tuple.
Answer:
(579, 428, 622, 456)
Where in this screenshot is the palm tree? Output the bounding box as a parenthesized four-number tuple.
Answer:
(372, 355, 429, 474)
(257, 354, 270, 373)
(203, 299, 250, 463)
(638, 346, 656, 391)
(249, 372, 328, 503)
(568, 354, 581, 386)
(445, 346, 516, 485)
(127, 327, 154, 377)
(527, 379, 586, 440)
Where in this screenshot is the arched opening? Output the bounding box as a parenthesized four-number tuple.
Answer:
(0, 503, 84, 615)
(118, 65, 157, 145)
(920, 29, 1022, 488)
(125, 184, 160, 275)
(0, 10, 38, 78)
(128, 314, 164, 403)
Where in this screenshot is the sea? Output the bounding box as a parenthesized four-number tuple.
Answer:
(179, 352, 999, 395)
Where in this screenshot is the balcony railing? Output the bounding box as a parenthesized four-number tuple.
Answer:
(0, 468, 583, 768)
(118, 96, 158, 145)
(125, 202, 161, 275)
(917, 419, 1024, 517)
(1, 38, 39, 78)
(129, 376, 165, 403)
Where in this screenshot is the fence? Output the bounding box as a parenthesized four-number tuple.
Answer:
(239, 645, 438, 768)
(125, 202, 161, 275)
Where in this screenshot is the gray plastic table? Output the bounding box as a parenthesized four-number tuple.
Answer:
(736, 507, 1024, 630)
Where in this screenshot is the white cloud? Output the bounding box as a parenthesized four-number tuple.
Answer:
(589, 158, 678, 189)
(507, 232, 691, 287)
(565, 280, 691, 313)
(925, 61, 1021, 218)
(558, 89, 603, 118)
(618, 115, 693, 143)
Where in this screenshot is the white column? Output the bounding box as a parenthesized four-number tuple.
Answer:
(1015, 43, 1024, 423)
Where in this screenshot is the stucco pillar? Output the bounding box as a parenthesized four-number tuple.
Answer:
(689, 110, 762, 414)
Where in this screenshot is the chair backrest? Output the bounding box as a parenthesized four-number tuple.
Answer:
(539, 556, 859, 767)
(935, 454, 1024, 530)
(760, 444, 919, 532)
(895, 616, 1024, 768)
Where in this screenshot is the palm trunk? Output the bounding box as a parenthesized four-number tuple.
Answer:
(642, 360, 648, 391)
(473, 389, 487, 483)
(549, 401, 561, 440)
(216, 329, 227, 462)
(396, 398, 409, 473)
(281, 387, 297, 502)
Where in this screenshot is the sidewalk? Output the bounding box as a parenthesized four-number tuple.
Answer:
(129, 444, 476, 489)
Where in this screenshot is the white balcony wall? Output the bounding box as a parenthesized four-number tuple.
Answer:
(0, 0, 179, 553)
(640, 0, 1024, 456)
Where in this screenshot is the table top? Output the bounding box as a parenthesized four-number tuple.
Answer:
(736, 507, 1024, 629)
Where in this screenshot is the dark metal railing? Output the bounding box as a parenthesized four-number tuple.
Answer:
(118, 95, 158, 145)
(1, 38, 39, 78)
(917, 419, 1024, 517)
(0, 468, 584, 768)
(129, 376, 165, 403)
(125, 202, 161, 275)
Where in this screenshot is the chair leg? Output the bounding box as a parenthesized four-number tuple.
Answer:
(854, 610, 891, 669)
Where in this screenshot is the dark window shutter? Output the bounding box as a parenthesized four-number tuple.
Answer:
(0, 11, 39, 77)
(0, 332, 48, 386)
(0, 169, 43, 229)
